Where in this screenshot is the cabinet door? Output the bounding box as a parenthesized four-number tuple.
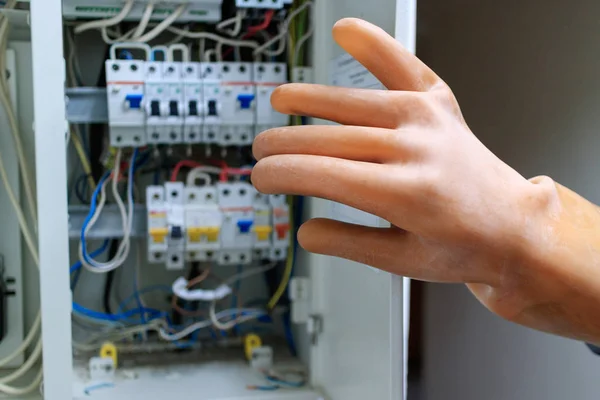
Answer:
(309, 1, 415, 400)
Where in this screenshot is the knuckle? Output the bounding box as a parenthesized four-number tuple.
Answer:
(396, 93, 438, 125)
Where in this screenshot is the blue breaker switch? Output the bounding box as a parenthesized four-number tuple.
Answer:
(237, 219, 254, 234)
(125, 94, 143, 109)
(237, 93, 255, 110)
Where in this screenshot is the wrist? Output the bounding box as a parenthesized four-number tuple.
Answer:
(507, 176, 600, 342)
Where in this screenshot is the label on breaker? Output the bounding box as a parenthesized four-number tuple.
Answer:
(330, 53, 387, 273)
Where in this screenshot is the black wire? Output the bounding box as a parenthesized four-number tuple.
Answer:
(102, 240, 120, 314)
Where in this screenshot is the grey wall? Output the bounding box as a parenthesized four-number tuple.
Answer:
(419, 1, 600, 399)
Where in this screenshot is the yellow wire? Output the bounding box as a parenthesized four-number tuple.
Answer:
(267, 196, 295, 310)
(70, 126, 96, 192)
(267, 0, 309, 310)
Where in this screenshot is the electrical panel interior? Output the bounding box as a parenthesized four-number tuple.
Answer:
(0, 0, 318, 398)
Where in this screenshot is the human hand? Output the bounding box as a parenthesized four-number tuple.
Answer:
(252, 18, 600, 343)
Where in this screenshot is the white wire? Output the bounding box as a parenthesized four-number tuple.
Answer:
(0, 338, 41, 384)
(253, 1, 314, 58)
(79, 150, 133, 272)
(0, 15, 38, 229)
(101, 26, 136, 44)
(133, 4, 187, 43)
(159, 309, 265, 341)
(166, 27, 260, 50)
(0, 368, 43, 396)
(74, 0, 134, 34)
(0, 152, 39, 266)
(0, 10, 42, 391)
(0, 314, 40, 369)
(216, 10, 245, 37)
(209, 303, 264, 331)
(132, 2, 154, 39)
(186, 167, 220, 187)
(293, 3, 315, 67)
(204, 49, 216, 62)
(223, 262, 278, 287)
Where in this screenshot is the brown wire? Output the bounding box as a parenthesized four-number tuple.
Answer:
(171, 268, 211, 317)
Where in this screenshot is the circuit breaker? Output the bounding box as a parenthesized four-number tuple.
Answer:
(201, 62, 223, 146)
(216, 182, 254, 265)
(146, 182, 289, 266)
(184, 185, 222, 262)
(164, 182, 186, 270)
(220, 62, 256, 147)
(182, 62, 203, 143)
(162, 62, 185, 144)
(106, 59, 286, 147)
(105, 59, 147, 147)
(144, 61, 167, 145)
(254, 62, 288, 136)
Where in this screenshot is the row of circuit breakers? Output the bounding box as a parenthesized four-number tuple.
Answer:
(105, 60, 289, 148)
(146, 182, 290, 269)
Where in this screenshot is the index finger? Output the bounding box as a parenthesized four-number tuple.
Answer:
(333, 18, 441, 92)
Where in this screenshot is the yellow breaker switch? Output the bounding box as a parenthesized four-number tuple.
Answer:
(149, 227, 168, 243)
(254, 226, 272, 241)
(188, 227, 203, 243)
(188, 227, 220, 242)
(205, 227, 220, 242)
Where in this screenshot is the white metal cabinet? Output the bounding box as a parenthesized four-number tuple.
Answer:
(307, 1, 414, 400)
(27, 0, 416, 399)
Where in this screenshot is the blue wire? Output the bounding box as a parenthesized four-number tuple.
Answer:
(232, 265, 243, 335)
(127, 149, 145, 322)
(80, 171, 111, 266)
(81, 148, 139, 268)
(116, 285, 172, 315)
(265, 375, 305, 388)
(119, 50, 134, 60)
(72, 301, 166, 324)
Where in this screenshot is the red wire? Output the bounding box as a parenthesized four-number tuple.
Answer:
(248, 10, 274, 34)
(218, 167, 253, 182)
(170, 160, 252, 183)
(170, 160, 202, 182)
(221, 10, 274, 60)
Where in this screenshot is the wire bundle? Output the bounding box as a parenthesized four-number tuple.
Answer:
(78, 149, 136, 273)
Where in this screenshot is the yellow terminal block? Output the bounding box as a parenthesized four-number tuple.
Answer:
(244, 334, 262, 361)
(149, 227, 168, 243)
(100, 342, 118, 367)
(254, 226, 272, 241)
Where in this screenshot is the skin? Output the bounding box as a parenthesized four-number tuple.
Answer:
(251, 18, 600, 344)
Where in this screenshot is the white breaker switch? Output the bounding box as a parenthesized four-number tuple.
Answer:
(145, 61, 168, 144)
(165, 182, 186, 270)
(254, 62, 288, 137)
(146, 186, 168, 264)
(220, 62, 255, 147)
(185, 185, 222, 262)
(163, 62, 185, 144)
(105, 60, 146, 147)
(217, 182, 254, 265)
(182, 62, 203, 144)
(270, 194, 290, 261)
(201, 62, 222, 146)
